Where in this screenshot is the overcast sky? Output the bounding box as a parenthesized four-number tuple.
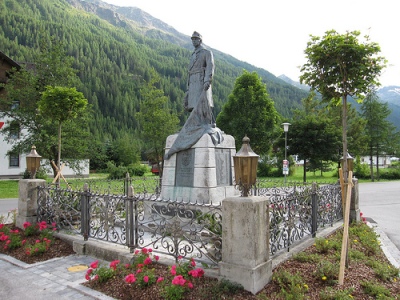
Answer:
(103, 0, 399, 87)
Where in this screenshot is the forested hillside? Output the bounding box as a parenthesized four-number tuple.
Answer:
(0, 0, 308, 142)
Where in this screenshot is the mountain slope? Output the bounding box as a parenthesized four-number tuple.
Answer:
(0, 0, 308, 141)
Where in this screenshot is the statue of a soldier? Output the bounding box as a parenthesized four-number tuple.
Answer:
(184, 31, 214, 112)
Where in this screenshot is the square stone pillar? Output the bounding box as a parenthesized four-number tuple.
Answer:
(16, 179, 46, 228)
(219, 196, 272, 294)
(350, 178, 360, 223)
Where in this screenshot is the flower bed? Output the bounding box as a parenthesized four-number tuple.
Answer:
(0, 221, 75, 264)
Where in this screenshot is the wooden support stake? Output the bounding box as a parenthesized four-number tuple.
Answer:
(51, 161, 70, 188)
(338, 170, 353, 285)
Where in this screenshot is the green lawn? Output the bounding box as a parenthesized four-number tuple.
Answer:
(0, 167, 391, 199)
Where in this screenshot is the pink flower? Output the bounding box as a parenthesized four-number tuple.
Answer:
(141, 248, 148, 254)
(137, 264, 144, 269)
(90, 260, 99, 269)
(0, 235, 8, 241)
(125, 264, 130, 269)
(85, 274, 91, 281)
(94, 275, 99, 281)
(6, 240, 10, 245)
(134, 250, 140, 255)
(143, 275, 149, 283)
(136, 269, 142, 274)
(178, 255, 183, 260)
(170, 265, 177, 275)
(39, 221, 47, 231)
(188, 282, 194, 289)
(154, 255, 159, 261)
(172, 275, 186, 286)
(189, 268, 205, 278)
(35, 239, 41, 244)
(0, 224, 4, 229)
(110, 260, 120, 270)
(157, 277, 164, 283)
(21, 240, 26, 245)
(23, 222, 31, 229)
(86, 268, 93, 276)
(190, 259, 196, 267)
(148, 248, 153, 253)
(52, 222, 57, 227)
(144, 257, 152, 265)
(10, 229, 19, 233)
(125, 274, 136, 284)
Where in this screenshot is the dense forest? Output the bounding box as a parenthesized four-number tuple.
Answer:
(0, 0, 308, 143)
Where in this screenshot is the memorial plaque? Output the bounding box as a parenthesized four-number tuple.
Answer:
(175, 149, 194, 187)
(215, 148, 232, 186)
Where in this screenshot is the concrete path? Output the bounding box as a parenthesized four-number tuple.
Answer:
(0, 254, 114, 300)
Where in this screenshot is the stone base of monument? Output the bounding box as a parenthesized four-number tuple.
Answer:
(161, 133, 239, 204)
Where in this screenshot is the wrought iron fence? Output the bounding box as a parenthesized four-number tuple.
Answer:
(36, 178, 342, 266)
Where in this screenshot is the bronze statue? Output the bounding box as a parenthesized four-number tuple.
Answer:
(184, 31, 214, 112)
(165, 31, 223, 160)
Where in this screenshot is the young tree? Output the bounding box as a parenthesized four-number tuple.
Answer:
(38, 86, 88, 175)
(300, 30, 386, 285)
(300, 30, 386, 181)
(135, 69, 180, 177)
(216, 70, 280, 155)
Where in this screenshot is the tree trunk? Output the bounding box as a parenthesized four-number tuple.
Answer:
(342, 95, 348, 183)
(369, 146, 374, 182)
(57, 122, 62, 184)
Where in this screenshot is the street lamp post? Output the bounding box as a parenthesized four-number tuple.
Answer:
(282, 123, 291, 185)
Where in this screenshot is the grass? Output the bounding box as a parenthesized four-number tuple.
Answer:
(0, 166, 395, 199)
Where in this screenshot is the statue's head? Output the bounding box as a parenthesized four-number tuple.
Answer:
(191, 31, 202, 41)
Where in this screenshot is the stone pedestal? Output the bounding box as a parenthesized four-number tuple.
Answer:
(219, 196, 272, 294)
(16, 179, 46, 228)
(161, 133, 238, 204)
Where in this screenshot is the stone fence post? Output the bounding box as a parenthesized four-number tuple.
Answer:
(16, 179, 46, 228)
(219, 196, 272, 294)
(350, 178, 360, 223)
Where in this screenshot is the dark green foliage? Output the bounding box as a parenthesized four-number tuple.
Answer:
(0, 0, 307, 150)
(216, 70, 280, 155)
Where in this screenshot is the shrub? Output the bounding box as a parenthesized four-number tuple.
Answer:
(314, 260, 339, 285)
(361, 280, 392, 298)
(272, 270, 308, 299)
(319, 287, 354, 300)
(292, 252, 320, 263)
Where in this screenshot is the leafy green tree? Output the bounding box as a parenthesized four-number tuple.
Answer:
(38, 86, 88, 175)
(136, 69, 180, 177)
(360, 91, 399, 181)
(300, 30, 386, 181)
(216, 70, 280, 155)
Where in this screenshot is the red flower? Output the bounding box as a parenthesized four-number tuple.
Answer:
(154, 255, 159, 261)
(23, 222, 31, 229)
(0, 224, 4, 230)
(170, 265, 177, 275)
(172, 275, 186, 286)
(134, 250, 140, 255)
(188, 282, 194, 289)
(157, 277, 164, 283)
(90, 260, 99, 269)
(110, 260, 120, 270)
(143, 257, 152, 265)
(141, 248, 148, 254)
(125, 274, 136, 284)
(143, 276, 149, 283)
(189, 268, 205, 278)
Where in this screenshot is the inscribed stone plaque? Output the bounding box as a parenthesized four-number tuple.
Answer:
(215, 148, 232, 186)
(175, 149, 194, 187)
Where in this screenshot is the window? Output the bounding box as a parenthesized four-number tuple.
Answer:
(9, 153, 20, 167)
(9, 122, 20, 139)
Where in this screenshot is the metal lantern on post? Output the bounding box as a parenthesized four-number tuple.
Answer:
(26, 145, 41, 179)
(282, 122, 291, 184)
(233, 135, 259, 197)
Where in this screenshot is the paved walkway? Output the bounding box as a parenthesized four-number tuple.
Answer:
(0, 254, 113, 300)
